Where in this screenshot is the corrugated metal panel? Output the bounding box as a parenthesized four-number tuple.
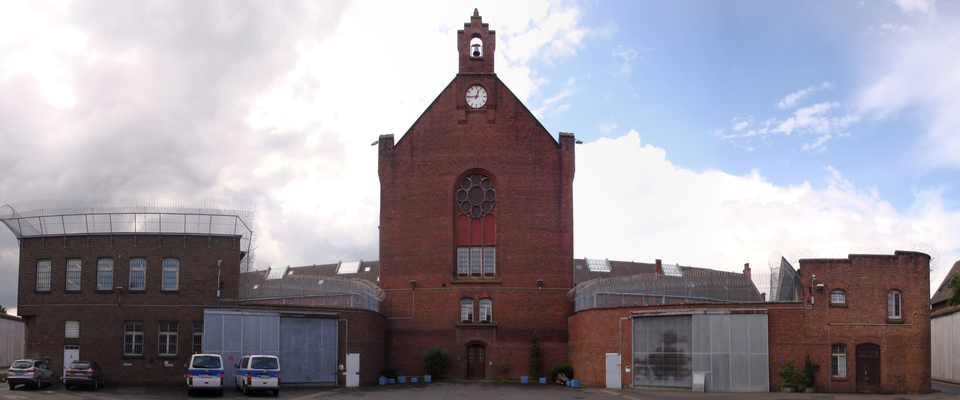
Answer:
(0, 316, 25, 366)
(932, 311, 960, 382)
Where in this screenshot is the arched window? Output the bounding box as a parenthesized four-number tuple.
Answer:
(456, 172, 496, 277)
(831, 344, 846, 377)
(470, 36, 483, 58)
(461, 298, 474, 322)
(830, 289, 845, 305)
(479, 298, 492, 322)
(887, 290, 902, 319)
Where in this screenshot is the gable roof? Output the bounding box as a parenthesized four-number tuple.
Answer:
(932, 260, 960, 305)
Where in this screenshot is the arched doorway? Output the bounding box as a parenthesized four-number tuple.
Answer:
(466, 344, 486, 379)
(856, 343, 880, 393)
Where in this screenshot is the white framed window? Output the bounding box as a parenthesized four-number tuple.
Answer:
(888, 290, 902, 319)
(831, 344, 846, 377)
(161, 259, 179, 290)
(158, 322, 177, 356)
(97, 259, 114, 291)
(65, 321, 79, 338)
(830, 289, 845, 304)
(461, 298, 474, 322)
(129, 258, 146, 290)
(124, 321, 144, 356)
(36, 260, 51, 291)
(66, 259, 82, 291)
(192, 322, 203, 354)
(479, 298, 492, 322)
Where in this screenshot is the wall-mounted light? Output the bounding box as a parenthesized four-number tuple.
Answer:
(536, 279, 543, 289)
(410, 280, 417, 288)
(816, 283, 825, 290)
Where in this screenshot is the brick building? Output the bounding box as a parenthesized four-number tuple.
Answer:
(376, 9, 575, 379)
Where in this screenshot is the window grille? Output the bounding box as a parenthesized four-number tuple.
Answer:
(66, 259, 81, 291)
(124, 321, 144, 356)
(192, 322, 203, 354)
(36, 260, 51, 291)
(162, 259, 179, 290)
(129, 258, 146, 290)
(830, 290, 845, 304)
(158, 322, 178, 356)
(97, 259, 113, 290)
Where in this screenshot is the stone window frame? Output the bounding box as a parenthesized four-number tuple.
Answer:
(831, 343, 846, 378)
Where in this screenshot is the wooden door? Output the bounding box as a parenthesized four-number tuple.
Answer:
(856, 344, 880, 393)
(467, 345, 485, 379)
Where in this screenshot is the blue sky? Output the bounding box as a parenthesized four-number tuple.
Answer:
(0, 0, 958, 314)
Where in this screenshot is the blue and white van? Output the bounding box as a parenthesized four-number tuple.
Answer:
(187, 354, 224, 396)
(233, 355, 281, 396)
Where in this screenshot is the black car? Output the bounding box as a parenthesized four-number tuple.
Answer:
(64, 361, 105, 390)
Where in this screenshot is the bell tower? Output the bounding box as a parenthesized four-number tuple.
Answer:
(458, 9, 496, 74)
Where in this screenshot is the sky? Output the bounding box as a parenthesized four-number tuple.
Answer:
(1, 0, 958, 315)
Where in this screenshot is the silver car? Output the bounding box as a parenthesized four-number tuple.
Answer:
(7, 359, 54, 390)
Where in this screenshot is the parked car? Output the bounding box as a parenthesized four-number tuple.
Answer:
(187, 353, 224, 396)
(64, 360, 105, 390)
(7, 359, 54, 390)
(233, 355, 281, 396)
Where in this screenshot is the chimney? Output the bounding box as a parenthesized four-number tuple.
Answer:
(743, 263, 751, 279)
(760, 292, 767, 302)
(655, 259, 662, 275)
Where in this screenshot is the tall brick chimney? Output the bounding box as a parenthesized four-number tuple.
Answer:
(655, 259, 662, 275)
(743, 263, 751, 279)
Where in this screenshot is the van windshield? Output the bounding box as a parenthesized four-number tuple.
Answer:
(191, 356, 222, 369)
(251, 357, 279, 370)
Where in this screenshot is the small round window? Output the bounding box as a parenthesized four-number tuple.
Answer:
(457, 173, 495, 218)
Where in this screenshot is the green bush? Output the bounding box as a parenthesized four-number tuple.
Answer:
(422, 346, 450, 378)
(529, 331, 542, 377)
(800, 355, 815, 391)
(549, 363, 574, 379)
(380, 366, 399, 379)
(779, 361, 797, 387)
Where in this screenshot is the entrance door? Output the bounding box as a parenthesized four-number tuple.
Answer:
(63, 345, 80, 382)
(466, 345, 485, 379)
(856, 343, 880, 393)
(345, 353, 359, 387)
(606, 353, 621, 389)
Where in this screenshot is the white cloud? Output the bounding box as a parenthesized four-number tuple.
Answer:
(777, 82, 834, 109)
(576, 131, 960, 293)
(895, 0, 937, 15)
(612, 45, 639, 76)
(597, 122, 617, 136)
(856, 1, 960, 169)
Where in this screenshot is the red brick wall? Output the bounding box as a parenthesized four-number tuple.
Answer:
(377, 69, 576, 377)
(16, 234, 243, 385)
(568, 251, 931, 394)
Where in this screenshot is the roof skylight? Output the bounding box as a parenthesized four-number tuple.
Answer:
(337, 261, 361, 274)
(264, 266, 288, 280)
(585, 258, 611, 272)
(662, 263, 683, 277)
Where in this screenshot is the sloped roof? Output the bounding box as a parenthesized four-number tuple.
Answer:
(241, 260, 382, 301)
(932, 260, 960, 306)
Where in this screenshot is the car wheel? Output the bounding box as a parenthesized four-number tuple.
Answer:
(187, 389, 193, 396)
(94, 379, 99, 390)
(8, 382, 15, 390)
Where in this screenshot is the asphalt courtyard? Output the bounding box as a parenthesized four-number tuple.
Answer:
(2, 380, 959, 400)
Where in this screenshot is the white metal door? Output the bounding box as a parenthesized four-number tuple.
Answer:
(606, 353, 621, 389)
(346, 353, 360, 387)
(63, 345, 80, 382)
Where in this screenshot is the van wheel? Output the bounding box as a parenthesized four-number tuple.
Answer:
(8, 382, 15, 390)
(241, 382, 248, 395)
(217, 388, 224, 397)
(187, 389, 194, 396)
(273, 389, 280, 396)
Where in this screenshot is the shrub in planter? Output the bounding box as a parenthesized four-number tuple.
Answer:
(380, 366, 400, 380)
(779, 361, 798, 389)
(423, 346, 450, 379)
(549, 363, 574, 380)
(802, 355, 816, 392)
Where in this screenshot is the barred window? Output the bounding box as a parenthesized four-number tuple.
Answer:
(887, 290, 902, 319)
(162, 259, 179, 290)
(830, 289, 845, 304)
(831, 344, 846, 377)
(158, 322, 178, 356)
(461, 298, 474, 322)
(479, 298, 492, 322)
(97, 259, 114, 290)
(192, 322, 203, 354)
(66, 259, 82, 291)
(129, 258, 146, 290)
(36, 260, 51, 291)
(124, 321, 144, 356)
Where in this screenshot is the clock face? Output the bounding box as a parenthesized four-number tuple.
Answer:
(465, 85, 487, 108)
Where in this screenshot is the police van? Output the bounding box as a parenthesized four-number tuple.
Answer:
(187, 354, 224, 396)
(233, 355, 281, 396)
